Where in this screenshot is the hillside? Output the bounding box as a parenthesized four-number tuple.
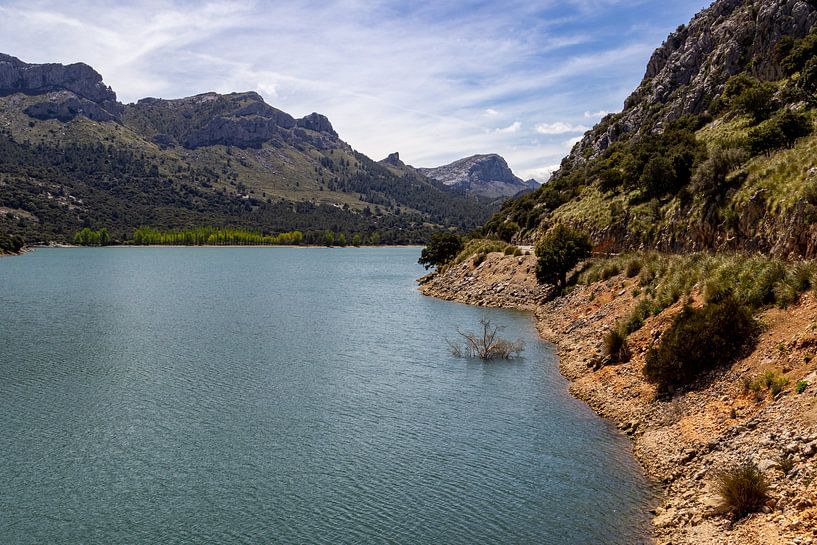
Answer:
(487, 0, 817, 258)
(0, 55, 491, 244)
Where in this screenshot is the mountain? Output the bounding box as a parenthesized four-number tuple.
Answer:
(418, 154, 539, 199)
(0, 55, 491, 244)
(488, 0, 817, 258)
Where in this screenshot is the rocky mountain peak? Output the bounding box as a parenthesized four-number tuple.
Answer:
(380, 152, 405, 167)
(419, 154, 536, 199)
(559, 0, 817, 175)
(296, 112, 337, 137)
(0, 53, 117, 104)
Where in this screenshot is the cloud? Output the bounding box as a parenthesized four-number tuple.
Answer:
(535, 121, 589, 134)
(518, 165, 561, 182)
(495, 121, 522, 134)
(583, 109, 609, 119)
(483, 108, 500, 117)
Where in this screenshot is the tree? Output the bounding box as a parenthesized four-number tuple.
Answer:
(447, 318, 524, 360)
(418, 232, 464, 270)
(723, 74, 777, 123)
(535, 224, 592, 289)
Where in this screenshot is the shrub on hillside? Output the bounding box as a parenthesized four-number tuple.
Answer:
(691, 147, 748, 197)
(748, 109, 812, 155)
(781, 30, 817, 76)
(418, 232, 464, 270)
(643, 297, 758, 392)
(716, 463, 769, 519)
(603, 327, 631, 364)
(535, 225, 592, 289)
(723, 74, 778, 123)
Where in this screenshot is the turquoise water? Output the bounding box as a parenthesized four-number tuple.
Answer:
(0, 248, 653, 544)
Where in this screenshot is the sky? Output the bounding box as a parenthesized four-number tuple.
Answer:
(0, 0, 711, 181)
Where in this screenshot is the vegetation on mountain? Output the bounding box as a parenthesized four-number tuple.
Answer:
(0, 230, 23, 254)
(483, 3, 817, 259)
(0, 58, 493, 246)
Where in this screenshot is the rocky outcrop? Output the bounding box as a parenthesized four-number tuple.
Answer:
(24, 93, 119, 123)
(0, 53, 122, 122)
(420, 154, 538, 199)
(559, 0, 817, 173)
(380, 152, 405, 168)
(126, 91, 341, 150)
(296, 112, 337, 137)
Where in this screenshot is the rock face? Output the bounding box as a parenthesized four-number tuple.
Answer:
(127, 91, 340, 150)
(380, 152, 405, 168)
(559, 0, 817, 174)
(0, 53, 122, 121)
(419, 154, 538, 199)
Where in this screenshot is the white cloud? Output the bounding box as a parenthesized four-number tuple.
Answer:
(518, 165, 561, 182)
(495, 121, 522, 134)
(483, 108, 500, 117)
(583, 109, 609, 119)
(535, 121, 588, 134)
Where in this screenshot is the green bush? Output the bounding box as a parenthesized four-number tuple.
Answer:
(419, 232, 464, 270)
(748, 110, 812, 155)
(644, 298, 758, 391)
(625, 258, 642, 278)
(723, 74, 777, 123)
(796, 380, 809, 394)
(781, 30, 817, 76)
(535, 225, 592, 289)
(716, 463, 769, 519)
(601, 263, 621, 280)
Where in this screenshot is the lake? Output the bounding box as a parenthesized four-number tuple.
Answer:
(0, 247, 653, 544)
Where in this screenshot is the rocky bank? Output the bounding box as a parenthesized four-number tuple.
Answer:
(421, 251, 817, 545)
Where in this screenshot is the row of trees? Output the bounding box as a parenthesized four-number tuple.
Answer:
(73, 227, 110, 246)
(133, 227, 304, 246)
(131, 226, 382, 247)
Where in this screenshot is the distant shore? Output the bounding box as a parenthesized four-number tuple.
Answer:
(27, 243, 423, 249)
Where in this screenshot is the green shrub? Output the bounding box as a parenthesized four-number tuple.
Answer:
(623, 298, 657, 334)
(603, 327, 631, 364)
(625, 259, 642, 278)
(418, 232, 464, 270)
(796, 380, 809, 394)
(535, 225, 592, 289)
(781, 30, 817, 76)
(716, 463, 769, 519)
(504, 246, 515, 255)
(723, 74, 777, 123)
(644, 298, 758, 391)
(601, 263, 621, 280)
(748, 110, 812, 155)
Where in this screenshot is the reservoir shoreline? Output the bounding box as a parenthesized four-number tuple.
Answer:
(419, 251, 817, 545)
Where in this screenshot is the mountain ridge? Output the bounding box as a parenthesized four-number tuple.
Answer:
(0, 54, 494, 244)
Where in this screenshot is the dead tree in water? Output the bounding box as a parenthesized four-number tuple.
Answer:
(448, 318, 525, 360)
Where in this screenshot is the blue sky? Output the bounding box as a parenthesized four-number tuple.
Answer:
(0, 0, 711, 180)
